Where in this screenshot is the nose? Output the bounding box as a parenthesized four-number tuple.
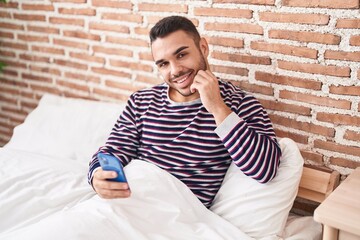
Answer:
(170, 62, 183, 78)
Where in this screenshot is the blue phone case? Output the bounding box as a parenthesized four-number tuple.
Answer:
(97, 153, 127, 182)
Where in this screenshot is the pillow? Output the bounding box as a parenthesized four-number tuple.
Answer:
(210, 138, 304, 239)
(5, 94, 126, 162)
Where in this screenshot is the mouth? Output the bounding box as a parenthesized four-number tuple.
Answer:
(172, 71, 193, 87)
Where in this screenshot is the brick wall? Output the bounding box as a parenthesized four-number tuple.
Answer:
(0, 0, 359, 175)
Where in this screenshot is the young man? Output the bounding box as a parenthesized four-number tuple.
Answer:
(88, 16, 281, 208)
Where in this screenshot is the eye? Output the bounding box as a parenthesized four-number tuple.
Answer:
(178, 53, 186, 59)
(158, 62, 168, 68)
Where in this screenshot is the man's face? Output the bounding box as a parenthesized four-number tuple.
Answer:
(151, 30, 208, 102)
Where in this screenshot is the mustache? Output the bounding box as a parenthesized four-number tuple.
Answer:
(170, 70, 193, 81)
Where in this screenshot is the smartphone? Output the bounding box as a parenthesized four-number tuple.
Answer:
(97, 153, 128, 183)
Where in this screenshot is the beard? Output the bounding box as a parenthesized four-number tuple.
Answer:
(170, 54, 208, 98)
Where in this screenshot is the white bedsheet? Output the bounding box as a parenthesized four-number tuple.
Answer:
(0, 94, 322, 240)
(0, 148, 254, 240)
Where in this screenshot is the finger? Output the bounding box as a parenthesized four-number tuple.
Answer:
(94, 169, 118, 180)
(94, 179, 129, 191)
(98, 188, 131, 199)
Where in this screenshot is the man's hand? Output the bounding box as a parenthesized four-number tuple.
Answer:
(92, 169, 131, 199)
(190, 70, 232, 125)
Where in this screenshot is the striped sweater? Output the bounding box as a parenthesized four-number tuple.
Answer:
(88, 80, 281, 208)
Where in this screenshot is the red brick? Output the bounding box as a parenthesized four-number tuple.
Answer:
(136, 74, 163, 85)
(251, 41, 318, 59)
(280, 90, 351, 109)
(49, 17, 84, 26)
(0, 41, 28, 50)
(317, 112, 360, 126)
(54, 59, 88, 70)
(255, 71, 322, 90)
(14, 13, 46, 21)
(69, 52, 105, 64)
(314, 140, 360, 157)
(194, 7, 252, 19)
(329, 157, 360, 169)
(269, 30, 341, 45)
(63, 30, 100, 41)
(20, 54, 50, 63)
(213, 0, 275, 5)
(283, 0, 359, 8)
(105, 79, 141, 92)
(205, 22, 263, 35)
(53, 38, 89, 50)
(210, 65, 248, 76)
(259, 12, 329, 25)
(106, 36, 148, 47)
(336, 19, 360, 29)
(0, 31, 14, 39)
(258, 99, 311, 116)
(92, 0, 132, 9)
(207, 36, 244, 48)
(350, 35, 360, 46)
(278, 60, 350, 77)
(0, 10, 11, 18)
(0, 2, 18, 8)
(110, 60, 153, 72)
(324, 50, 360, 62)
(22, 4, 54, 11)
(228, 80, 274, 96)
(22, 73, 52, 83)
(270, 114, 335, 137)
(92, 46, 133, 57)
(329, 85, 360, 96)
(0, 22, 24, 30)
(212, 51, 271, 65)
(139, 52, 153, 61)
(0, 50, 16, 57)
(30, 65, 61, 76)
(17, 34, 49, 43)
(344, 130, 360, 142)
(274, 129, 308, 144)
(59, 8, 96, 16)
(57, 79, 90, 92)
(89, 22, 129, 34)
(138, 3, 188, 13)
(64, 72, 100, 83)
(29, 84, 62, 95)
(101, 13, 143, 23)
(91, 67, 131, 79)
(27, 25, 60, 34)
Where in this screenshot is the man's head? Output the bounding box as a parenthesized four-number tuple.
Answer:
(149, 16, 201, 46)
(150, 16, 209, 102)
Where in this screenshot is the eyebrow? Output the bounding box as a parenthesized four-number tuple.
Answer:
(155, 46, 189, 65)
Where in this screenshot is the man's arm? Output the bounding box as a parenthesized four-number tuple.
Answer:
(88, 94, 140, 197)
(191, 70, 281, 183)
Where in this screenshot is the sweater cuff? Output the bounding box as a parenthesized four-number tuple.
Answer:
(214, 112, 243, 140)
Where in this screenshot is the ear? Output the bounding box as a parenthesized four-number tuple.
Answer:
(199, 37, 209, 58)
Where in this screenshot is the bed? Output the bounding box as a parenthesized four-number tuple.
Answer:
(0, 94, 330, 240)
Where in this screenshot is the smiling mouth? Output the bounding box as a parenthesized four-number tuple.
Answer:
(172, 71, 193, 85)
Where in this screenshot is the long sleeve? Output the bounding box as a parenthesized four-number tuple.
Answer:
(87, 95, 140, 185)
(215, 94, 281, 183)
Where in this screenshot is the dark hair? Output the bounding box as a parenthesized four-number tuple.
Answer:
(149, 16, 200, 44)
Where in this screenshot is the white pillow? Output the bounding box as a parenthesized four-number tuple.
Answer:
(210, 138, 304, 239)
(5, 94, 126, 162)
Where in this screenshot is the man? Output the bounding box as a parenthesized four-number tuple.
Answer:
(88, 16, 281, 208)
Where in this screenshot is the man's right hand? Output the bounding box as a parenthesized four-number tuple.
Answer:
(92, 169, 131, 199)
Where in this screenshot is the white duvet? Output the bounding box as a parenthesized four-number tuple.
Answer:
(0, 148, 253, 240)
(0, 94, 321, 240)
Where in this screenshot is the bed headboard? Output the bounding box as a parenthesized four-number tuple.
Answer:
(293, 164, 340, 215)
(298, 165, 340, 203)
